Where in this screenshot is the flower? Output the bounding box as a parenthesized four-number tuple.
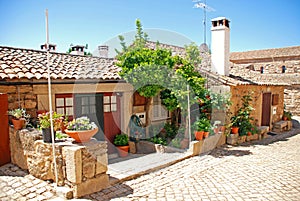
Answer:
(66, 116, 97, 131)
(38, 111, 63, 130)
(8, 108, 30, 120)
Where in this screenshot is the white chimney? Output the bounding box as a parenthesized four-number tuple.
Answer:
(70, 45, 85, 56)
(211, 17, 230, 76)
(98, 45, 109, 58)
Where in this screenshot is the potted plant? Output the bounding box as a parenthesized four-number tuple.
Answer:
(8, 108, 30, 130)
(283, 110, 292, 121)
(193, 118, 211, 140)
(230, 115, 241, 134)
(38, 112, 63, 143)
(114, 133, 129, 157)
(65, 116, 98, 143)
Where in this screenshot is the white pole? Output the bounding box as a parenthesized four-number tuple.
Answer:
(187, 85, 191, 146)
(46, 9, 58, 186)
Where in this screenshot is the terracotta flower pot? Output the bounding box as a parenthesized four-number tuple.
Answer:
(117, 145, 129, 157)
(65, 128, 98, 143)
(231, 127, 239, 134)
(12, 118, 25, 130)
(194, 131, 204, 141)
(203, 131, 209, 138)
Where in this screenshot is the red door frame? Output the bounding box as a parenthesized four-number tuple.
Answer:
(0, 94, 10, 166)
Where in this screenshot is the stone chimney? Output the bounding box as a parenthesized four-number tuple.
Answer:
(211, 17, 230, 76)
(98, 45, 109, 58)
(41, 44, 56, 52)
(70, 45, 85, 56)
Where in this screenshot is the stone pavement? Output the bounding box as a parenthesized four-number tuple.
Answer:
(1, 129, 300, 200)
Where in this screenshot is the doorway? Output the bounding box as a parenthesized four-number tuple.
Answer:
(261, 93, 271, 126)
(0, 94, 10, 166)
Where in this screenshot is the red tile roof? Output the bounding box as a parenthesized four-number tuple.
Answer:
(230, 46, 300, 62)
(0, 46, 121, 80)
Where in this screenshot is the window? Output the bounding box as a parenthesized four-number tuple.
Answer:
(55, 94, 74, 119)
(103, 95, 117, 112)
(260, 66, 264, 74)
(282, 65, 286, 73)
(152, 95, 169, 120)
(272, 94, 279, 106)
(133, 91, 146, 106)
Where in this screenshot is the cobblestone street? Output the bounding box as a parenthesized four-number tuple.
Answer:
(84, 130, 300, 201)
(1, 129, 300, 201)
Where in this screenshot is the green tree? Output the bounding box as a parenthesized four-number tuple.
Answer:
(116, 19, 206, 139)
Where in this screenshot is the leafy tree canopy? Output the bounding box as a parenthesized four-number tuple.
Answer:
(115, 19, 206, 111)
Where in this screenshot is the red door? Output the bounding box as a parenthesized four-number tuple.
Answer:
(103, 93, 121, 154)
(0, 94, 10, 166)
(261, 93, 271, 126)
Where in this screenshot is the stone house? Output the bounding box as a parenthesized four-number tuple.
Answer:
(230, 46, 300, 116)
(0, 45, 134, 156)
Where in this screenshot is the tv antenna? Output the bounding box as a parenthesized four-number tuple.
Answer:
(193, 0, 215, 45)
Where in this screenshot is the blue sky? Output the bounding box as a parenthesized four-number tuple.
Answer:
(0, 0, 299, 56)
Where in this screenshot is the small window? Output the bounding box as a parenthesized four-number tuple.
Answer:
(103, 95, 117, 112)
(133, 91, 146, 106)
(55, 94, 74, 120)
(152, 95, 169, 120)
(272, 94, 279, 106)
(260, 66, 264, 74)
(282, 65, 286, 73)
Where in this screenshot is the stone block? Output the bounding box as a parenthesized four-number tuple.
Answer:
(226, 134, 238, 145)
(96, 154, 108, 175)
(73, 174, 109, 198)
(83, 162, 95, 179)
(188, 140, 203, 156)
(201, 134, 222, 154)
(63, 146, 82, 184)
(0, 85, 16, 93)
(128, 141, 136, 154)
(136, 141, 156, 154)
(25, 99, 37, 109)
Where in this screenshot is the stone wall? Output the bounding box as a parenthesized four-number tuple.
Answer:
(9, 128, 109, 198)
(0, 85, 37, 118)
(284, 85, 300, 116)
(230, 58, 300, 116)
(230, 85, 284, 128)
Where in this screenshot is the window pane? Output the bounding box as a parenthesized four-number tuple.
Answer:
(66, 107, 74, 116)
(82, 106, 89, 114)
(104, 105, 110, 112)
(56, 98, 64, 107)
(153, 105, 159, 118)
(82, 97, 89, 105)
(111, 96, 117, 103)
(161, 107, 168, 118)
(111, 104, 117, 112)
(57, 108, 64, 115)
(89, 97, 96, 105)
(103, 96, 110, 103)
(66, 98, 73, 106)
(90, 105, 96, 114)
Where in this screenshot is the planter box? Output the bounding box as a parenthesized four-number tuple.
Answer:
(226, 134, 238, 145)
(238, 136, 246, 144)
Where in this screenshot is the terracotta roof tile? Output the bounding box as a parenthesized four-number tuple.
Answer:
(230, 46, 300, 62)
(0, 46, 121, 80)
